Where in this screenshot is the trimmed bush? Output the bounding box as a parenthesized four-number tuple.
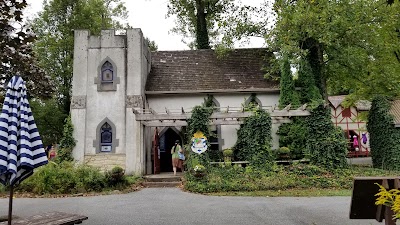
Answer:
(306, 101, 348, 169)
(367, 96, 400, 170)
(233, 109, 274, 168)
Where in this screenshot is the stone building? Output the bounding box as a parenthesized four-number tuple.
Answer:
(71, 29, 290, 175)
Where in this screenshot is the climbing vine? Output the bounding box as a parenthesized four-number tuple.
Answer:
(276, 118, 308, 160)
(56, 116, 76, 163)
(278, 55, 300, 109)
(233, 109, 274, 168)
(306, 101, 348, 169)
(185, 102, 213, 169)
(367, 96, 400, 170)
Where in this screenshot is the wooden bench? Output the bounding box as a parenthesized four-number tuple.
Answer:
(0, 211, 88, 225)
(350, 177, 399, 225)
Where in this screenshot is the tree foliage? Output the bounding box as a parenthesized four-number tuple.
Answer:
(57, 116, 76, 162)
(0, 0, 52, 99)
(220, 0, 400, 100)
(278, 55, 299, 108)
(31, 0, 129, 114)
(367, 96, 400, 170)
(167, 0, 235, 49)
(30, 98, 68, 145)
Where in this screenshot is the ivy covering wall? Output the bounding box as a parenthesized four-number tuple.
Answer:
(56, 116, 76, 162)
(233, 109, 274, 168)
(185, 103, 213, 169)
(277, 57, 347, 169)
(278, 55, 299, 109)
(367, 96, 400, 170)
(306, 101, 348, 169)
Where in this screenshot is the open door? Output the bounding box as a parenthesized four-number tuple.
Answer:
(153, 127, 160, 174)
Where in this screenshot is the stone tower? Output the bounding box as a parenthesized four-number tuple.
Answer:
(71, 29, 151, 174)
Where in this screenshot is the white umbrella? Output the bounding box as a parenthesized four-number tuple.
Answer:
(0, 76, 48, 225)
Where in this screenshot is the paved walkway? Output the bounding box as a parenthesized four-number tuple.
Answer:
(0, 188, 380, 225)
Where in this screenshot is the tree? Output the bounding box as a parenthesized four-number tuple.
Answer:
(269, 0, 400, 99)
(31, 0, 129, 115)
(278, 55, 299, 108)
(30, 98, 68, 145)
(0, 0, 52, 99)
(367, 96, 400, 170)
(145, 37, 158, 51)
(221, 0, 400, 100)
(167, 0, 234, 49)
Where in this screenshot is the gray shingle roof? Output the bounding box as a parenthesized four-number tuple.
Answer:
(145, 48, 279, 93)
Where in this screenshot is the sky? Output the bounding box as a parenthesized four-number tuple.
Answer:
(24, 0, 266, 51)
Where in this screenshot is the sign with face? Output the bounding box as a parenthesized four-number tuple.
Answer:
(191, 131, 208, 154)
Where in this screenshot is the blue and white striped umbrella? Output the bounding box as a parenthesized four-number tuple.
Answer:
(0, 76, 48, 186)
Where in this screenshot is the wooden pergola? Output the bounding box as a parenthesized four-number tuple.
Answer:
(133, 104, 310, 127)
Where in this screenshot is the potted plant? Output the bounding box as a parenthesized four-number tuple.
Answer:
(193, 164, 206, 178)
(222, 148, 234, 162)
(278, 147, 291, 160)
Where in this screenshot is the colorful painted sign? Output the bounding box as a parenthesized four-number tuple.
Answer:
(191, 131, 208, 154)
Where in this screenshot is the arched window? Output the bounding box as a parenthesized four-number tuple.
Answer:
(94, 118, 119, 153)
(101, 61, 114, 83)
(95, 57, 120, 91)
(100, 123, 112, 152)
(245, 93, 262, 109)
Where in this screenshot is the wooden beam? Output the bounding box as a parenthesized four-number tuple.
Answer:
(132, 108, 140, 115)
(283, 104, 291, 111)
(135, 109, 310, 121)
(142, 117, 289, 126)
(299, 103, 307, 111)
(150, 108, 157, 115)
(270, 110, 310, 117)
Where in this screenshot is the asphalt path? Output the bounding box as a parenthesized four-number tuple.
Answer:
(0, 188, 381, 225)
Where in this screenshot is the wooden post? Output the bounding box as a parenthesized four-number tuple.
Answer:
(8, 185, 13, 225)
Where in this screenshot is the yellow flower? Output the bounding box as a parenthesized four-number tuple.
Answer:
(193, 131, 207, 140)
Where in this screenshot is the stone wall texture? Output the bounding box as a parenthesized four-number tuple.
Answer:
(84, 154, 126, 172)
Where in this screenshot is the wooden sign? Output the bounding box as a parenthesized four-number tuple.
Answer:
(191, 131, 207, 154)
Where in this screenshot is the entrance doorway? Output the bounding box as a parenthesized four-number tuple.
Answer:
(159, 128, 182, 172)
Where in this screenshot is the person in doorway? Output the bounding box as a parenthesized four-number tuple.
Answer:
(48, 144, 57, 160)
(353, 135, 359, 151)
(171, 140, 183, 176)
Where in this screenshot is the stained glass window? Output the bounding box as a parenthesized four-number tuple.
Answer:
(101, 123, 112, 152)
(101, 61, 113, 83)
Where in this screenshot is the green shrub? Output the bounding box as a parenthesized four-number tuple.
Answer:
(277, 118, 308, 159)
(105, 166, 126, 187)
(279, 147, 290, 154)
(184, 163, 400, 193)
(16, 162, 108, 194)
(306, 101, 348, 169)
(367, 96, 400, 170)
(223, 149, 233, 157)
(233, 109, 274, 168)
(56, 116, 75, 163)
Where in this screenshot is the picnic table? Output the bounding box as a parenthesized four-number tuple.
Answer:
(0, 211, 88, 225)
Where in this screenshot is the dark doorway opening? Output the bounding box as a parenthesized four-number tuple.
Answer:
(159, 128, 182, 172)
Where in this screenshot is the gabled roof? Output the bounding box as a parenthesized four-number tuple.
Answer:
(328, 95, 371, 111)
(145, 48, 279, 94)
(389, 99, 400, 127)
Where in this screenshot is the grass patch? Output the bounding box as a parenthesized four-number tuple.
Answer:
(206, 188, 352, 197)
(183, 163, 400, 196)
